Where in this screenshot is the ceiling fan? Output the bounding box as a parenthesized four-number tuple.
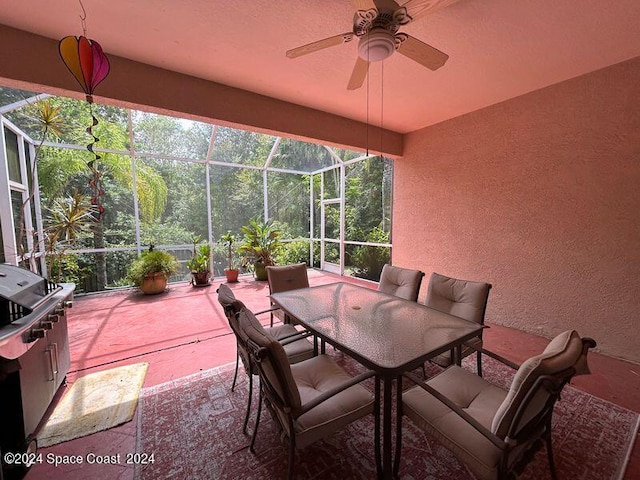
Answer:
(286, 0, 460, 90)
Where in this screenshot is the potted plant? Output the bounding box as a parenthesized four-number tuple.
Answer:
(127, 245, 178, 294)
(238, 218, 283, 281)
(220, 231, 239, 283)
(187, 236, 212, 286)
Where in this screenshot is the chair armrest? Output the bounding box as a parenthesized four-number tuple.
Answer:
(298, 370, 376, 416)
(461, 342, 520, 370)
(278, 330, 314, 346)
(403, 371, 507, 451)
(254, 306, 281, 316)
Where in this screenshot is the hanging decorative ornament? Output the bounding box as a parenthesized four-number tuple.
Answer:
(58, 35, 110, 103)
(58, 1, 110, 217)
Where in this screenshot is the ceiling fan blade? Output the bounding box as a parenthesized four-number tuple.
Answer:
(373, 0, 401, 10)
(351, 0, 376, 9)
(347, 57, 370, 90)
(286, 33, 354, 59)
(397, 34, 449, 70)
(400, 0, 461, 21)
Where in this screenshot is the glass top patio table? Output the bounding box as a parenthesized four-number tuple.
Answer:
(270, 282, 484, 374)
(271, 281, 484, 479)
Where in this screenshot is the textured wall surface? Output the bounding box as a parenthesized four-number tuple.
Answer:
(393, 57, 640, 363)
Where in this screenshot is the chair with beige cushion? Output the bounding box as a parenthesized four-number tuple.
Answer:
(377, 264, 425, 301)
(401, 330, 596, 480)
(266, 262, 310, 326)
(216, 284, 314, 433)
(237, 308, 376, 480)
(425, 272, 492, 376)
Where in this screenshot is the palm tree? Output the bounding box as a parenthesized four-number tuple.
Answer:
(15, 99, 68, 271)
(44, 189, 97, 283)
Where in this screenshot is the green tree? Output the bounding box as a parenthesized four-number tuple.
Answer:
(345, 157, 392, 242)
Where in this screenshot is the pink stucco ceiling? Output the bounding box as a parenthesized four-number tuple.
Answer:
(0, 0, 639, 134)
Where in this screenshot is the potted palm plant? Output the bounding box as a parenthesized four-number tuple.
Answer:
(127, 245, 178, 294)
(187, 236, 212, 286)
(220, 231, 239, 283)
(238, 219, 283, 281)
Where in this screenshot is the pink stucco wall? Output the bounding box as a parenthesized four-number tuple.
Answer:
(393, 57, 640, 363)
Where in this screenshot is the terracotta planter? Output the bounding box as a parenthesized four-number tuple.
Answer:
(191, 271, 211, 287)
(224, 269, 239, 283)
(140, 272, 168, 295)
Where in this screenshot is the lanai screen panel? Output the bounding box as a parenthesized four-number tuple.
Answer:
(37, 146, 138, 248)
(35, 144, 139, 291)
(211, 126, 276, 167)
(0, 87, 39, 106)
(323, 168, 340, 199)
(136, 157, 207, 245)
(267, 171, 310, 238)
(343, 156, 393, 280)
(344, 157, 393, 242)
(131, 111, 212, 160)
(209, 164, 263, 239)
(4, 97, 130, 149)
(270, 138, 335, 172)
(328, 146, 363, 162)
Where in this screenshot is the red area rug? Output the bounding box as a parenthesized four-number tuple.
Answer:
(135, 353, 638, 479)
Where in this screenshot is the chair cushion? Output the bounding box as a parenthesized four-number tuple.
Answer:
(268, 324, 314, 364)
(403, 366, 507, 480)
(267, 263, 309, 294)
(291, 355, 374, 449)
(425, 272, 491, 325)
(216, 283, 236, 305)
(491, 330, 583, 438)
(377, 264, 424, 301)
(217, 284, 246, 311)
(237, 309, 302, 410)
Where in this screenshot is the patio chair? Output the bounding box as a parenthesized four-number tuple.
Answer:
(237, 308, 376, 480)
(377, 264, 424, 302)
(266, 262, 309, 326)
(401, 330, 596, 480)
(425, 272, 492, 376)
(216, 284, 314, 434)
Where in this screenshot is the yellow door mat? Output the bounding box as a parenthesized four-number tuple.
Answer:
(37, 362, 148, 447)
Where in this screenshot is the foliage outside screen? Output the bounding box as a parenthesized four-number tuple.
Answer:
(0, 88, 392, 290)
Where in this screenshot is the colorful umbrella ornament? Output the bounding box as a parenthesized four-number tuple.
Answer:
(58, 19, 110, 217)
(58, 35, 110, 103)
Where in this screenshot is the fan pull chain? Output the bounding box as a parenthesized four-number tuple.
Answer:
(380, 60, 384, 158)
(366, 31, 370, 157)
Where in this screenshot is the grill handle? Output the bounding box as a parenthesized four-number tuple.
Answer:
(51, 342, 59, 375)
(46, 343, 59, 382)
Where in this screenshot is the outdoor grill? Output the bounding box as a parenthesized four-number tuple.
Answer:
(0, 264, 75, 479)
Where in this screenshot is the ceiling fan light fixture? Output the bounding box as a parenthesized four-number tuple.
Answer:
(358, 28, 395, 62)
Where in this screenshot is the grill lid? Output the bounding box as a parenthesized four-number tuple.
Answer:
(0, 264, 60, 313)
